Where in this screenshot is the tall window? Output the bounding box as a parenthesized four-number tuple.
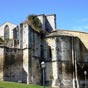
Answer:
(4, 25, 9, 39)
(48, 46, 52, 59)
(13, 27, 19, 46)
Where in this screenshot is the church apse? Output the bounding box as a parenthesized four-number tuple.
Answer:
(46, 35, 88, 88)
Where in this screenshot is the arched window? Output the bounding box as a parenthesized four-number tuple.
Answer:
(13, 26, 19, 46)
(4, 25, 9, 39)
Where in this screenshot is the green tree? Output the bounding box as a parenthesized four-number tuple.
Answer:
(26, 15, 42, 32)
(0, 37, 5, 44)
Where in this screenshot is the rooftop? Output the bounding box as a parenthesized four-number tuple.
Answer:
(46, 29, 88, 49)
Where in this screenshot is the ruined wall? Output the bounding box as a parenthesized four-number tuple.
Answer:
(1, 15, 88, 88)
(29, 31, 41, 85)
(4, 47, 23, 82)
(38, 14, 56, 32)
(45, 37, 59, 87)
(45, 14, 56, 31)
(22, 24, 30, 83)
(46, 35, 88, 88)
(19, 23, 23, 49)
(22, 23, 29, 49)
(0, 22, 16, 39)
(23, 49, 29, 83)
(46, 36, 73, 87)
(22, 24, 42, 84)
(38, 15, 46, 30)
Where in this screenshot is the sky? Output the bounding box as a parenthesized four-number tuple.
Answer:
(0, 0, 88, 32)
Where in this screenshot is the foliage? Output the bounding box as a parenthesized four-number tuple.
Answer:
(0, 37, 5, 44)
(25, 14, 49, 35)
(0, 81, 49, 88)
(26, 15, 42, 32)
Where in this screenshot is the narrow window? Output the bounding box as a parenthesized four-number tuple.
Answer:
(48, 46, 52, 59)
(4, 25, 9, 39)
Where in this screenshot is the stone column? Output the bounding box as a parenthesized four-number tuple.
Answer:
(51, 38, 59, 87)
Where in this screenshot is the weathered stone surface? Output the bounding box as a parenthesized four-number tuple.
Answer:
(0, 14, 88, 88)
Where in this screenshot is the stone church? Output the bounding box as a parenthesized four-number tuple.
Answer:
(0, 14, 88, 88)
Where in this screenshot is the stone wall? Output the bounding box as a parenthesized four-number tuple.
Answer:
(4, 47, 23, 82)
(0, 14, 88, 88)
(46, 35, 88, 88)
(46, 14, 56, 31)
(38, 14, 56, 32)
(23, 49, 29, 83)
(0, 46, 4, 81)
(22, 25, 42, 84)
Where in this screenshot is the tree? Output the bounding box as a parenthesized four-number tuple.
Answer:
(26, 15, 42, 32)
(0, 37, 5, 44)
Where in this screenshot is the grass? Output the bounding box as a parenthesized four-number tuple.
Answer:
(0, 81, 49, 88)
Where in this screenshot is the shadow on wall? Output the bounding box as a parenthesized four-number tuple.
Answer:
(45, 19, 53, 32)
(77, 39, 88, 80)
(44, 45, 53, 86)
(3, 48, 27, 83)
(75, 38, 88, 88)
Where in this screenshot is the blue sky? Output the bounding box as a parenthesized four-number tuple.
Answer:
(0, 0, 88, 32)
